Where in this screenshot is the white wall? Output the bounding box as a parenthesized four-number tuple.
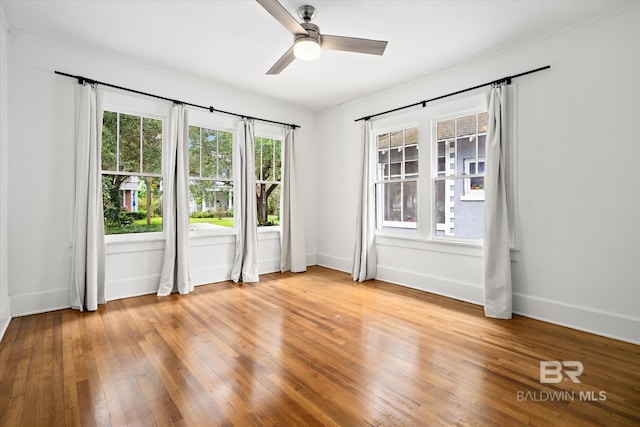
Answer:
(6, 31, 318, 316)
(316, 6, 640, 344)
(2, 4, 638, 346)
(0, 4, 10, 339)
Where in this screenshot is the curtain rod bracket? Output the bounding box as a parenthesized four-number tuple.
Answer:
(421, 101, 427, 108)
(209, 106, 215, 113)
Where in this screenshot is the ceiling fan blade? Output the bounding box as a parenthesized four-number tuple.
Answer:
(322, 35, 388, 56)
(266, 46, 296, 75)
(256, 0, 308, 35)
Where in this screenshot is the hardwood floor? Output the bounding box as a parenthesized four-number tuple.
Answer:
(0, 266, 638, 426)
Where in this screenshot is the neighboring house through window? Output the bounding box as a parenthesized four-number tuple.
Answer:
(375, 126, 419, 230)
(188, 124, 234, 230)
(433, 111, 487, 240)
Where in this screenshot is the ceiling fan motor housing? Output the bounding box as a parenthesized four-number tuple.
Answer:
(295, 22, 321, 44)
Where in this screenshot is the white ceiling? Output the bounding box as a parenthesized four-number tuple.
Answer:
(1, 0, 634, 111)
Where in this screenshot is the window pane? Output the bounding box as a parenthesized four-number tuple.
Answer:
(219, 131, 233, 179)
(102, 174, 163, 234)
(389, 162, 401, 177)
(434, 178, 483, 239)
(405, 145, 418, 161)
(378, 133, 390, 149)
(201, 128, 217, 178)
(188, 126, 201, 177)
(256, 182, 280, 226)
(274, 139, 282, 181)
(254, 137, 262, 180)
(142, 117, 162, 174)
(261, 138, 274, 181)
(384, 182, 402, 221)
(405, 127, 418, 144)
(378, 162, 389, 180)
(478, 112, 488, 133)
(119, 114, 141, 173)
(437, 119, 454, 140)
(434, 179, 445, 224)
(456, 114, 476, 137)
(405, 160, 418, 176)
(403, 181, 417, 222)
(390, 130, 403, 147)
(457, 136, 476, 175)
(102, 111, 117, 171)
(478, 134, 486, 158)
(189, 180, 234, 229)
(390, 146, 403, 162)
(378, 149, 388, 165)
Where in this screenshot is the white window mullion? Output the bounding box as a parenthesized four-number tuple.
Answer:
(139, 116, 143, 173)
(116, 113, 120, 172)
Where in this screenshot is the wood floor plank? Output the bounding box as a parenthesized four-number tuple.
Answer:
(0, 266, 638, 426)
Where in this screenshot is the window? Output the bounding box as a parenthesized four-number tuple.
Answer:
(188, 125, 234, 230)
(255, 136, 282, 226)
(372, 92, 514, 246)
(101, 110, 164, 235)
(375, 126, 418, 230)
(433, 112, 487, 240)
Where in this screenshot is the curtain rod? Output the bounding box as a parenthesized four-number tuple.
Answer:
(54, 71, 300, 129)
(354, 65, 550, 122)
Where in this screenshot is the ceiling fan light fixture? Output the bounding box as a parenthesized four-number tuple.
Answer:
(293, 37, 321, 61)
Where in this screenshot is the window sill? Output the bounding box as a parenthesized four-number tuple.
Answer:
(375, 232, 520, 259)
(105, 231, 164, 245)
(376, 233, 483, 257)
(105, 226, 281, 253)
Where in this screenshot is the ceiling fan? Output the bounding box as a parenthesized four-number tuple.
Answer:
(256, 0, 388, 74)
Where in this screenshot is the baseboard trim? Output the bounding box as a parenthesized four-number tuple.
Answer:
(315, 253, 639, 344)
(11, 287, 70, 317)
(513, 293, 640, 345)
(107, 274, 161, 301)
(0, 297, 11, 343)
(375, 264, 484, 306)
(8, 257, 638, 344)
(317, 253, 352, 273)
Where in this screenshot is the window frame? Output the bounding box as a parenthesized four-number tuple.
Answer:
(371, 90, 517, 249)
(373, 120, 420, 232)
(101, 91, 171, 239)
(186, 110, 238, 236)
(431, 108, 488, 243)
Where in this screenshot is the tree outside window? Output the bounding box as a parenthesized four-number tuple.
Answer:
(255, 136, 281, 226)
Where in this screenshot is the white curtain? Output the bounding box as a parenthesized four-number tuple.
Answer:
(352, 120, 377, 282)
(280, 126, 306, 273)
(71, 83, 106, 311)
(483, 84, 512, 319)
(231, 118, 259, 282)
(157, 105, 192, 296)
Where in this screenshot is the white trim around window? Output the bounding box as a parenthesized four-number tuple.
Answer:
(370, 89, 518, 249)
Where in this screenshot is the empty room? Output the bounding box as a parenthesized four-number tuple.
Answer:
(0, 1, 638, 425)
